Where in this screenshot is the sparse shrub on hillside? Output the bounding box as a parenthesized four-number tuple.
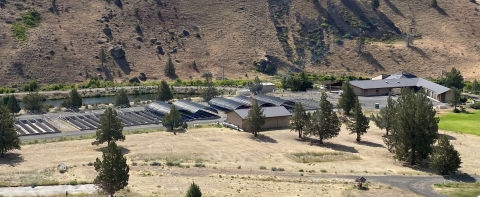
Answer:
(134, 8, 140, 17)
(22, 10, 42, 27)
(431, 0, 438, 7)
(11, 23, 27, 41)
(371, 0, 380, 10)
(135, 24, 142, 33)
(470, 0, 477, 3)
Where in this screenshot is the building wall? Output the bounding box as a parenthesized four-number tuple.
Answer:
(262, 116, 290, 129)
(259, 85, 276, 94)
(225, 112, 244, 128)
(352, 86, 390, 96)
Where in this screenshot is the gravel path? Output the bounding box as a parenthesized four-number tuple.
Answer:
(0, 184, 97, 196)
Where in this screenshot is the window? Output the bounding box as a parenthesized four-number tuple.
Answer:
(376, 89, 379, 94)
(363, 89, 368, 95)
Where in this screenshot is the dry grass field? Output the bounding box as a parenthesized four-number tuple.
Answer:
(0, 0, 479, 86)
(1, 124, 479, 196)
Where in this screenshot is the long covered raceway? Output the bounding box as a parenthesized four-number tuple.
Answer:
(254, 94, 296, 110)
(230, 96, 276, 108)
(173, 100, 220, 121)
(208, 97, 249, 112)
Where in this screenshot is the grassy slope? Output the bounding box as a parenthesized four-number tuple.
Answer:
(438, 110, 480, 136)
(0, 0, 479, 86)
(435, 183, 480, 197)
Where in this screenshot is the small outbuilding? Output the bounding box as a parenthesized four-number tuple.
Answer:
(225, 106, 291, 130)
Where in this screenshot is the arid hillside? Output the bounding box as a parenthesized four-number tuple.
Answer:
(0, 0, 479, 86)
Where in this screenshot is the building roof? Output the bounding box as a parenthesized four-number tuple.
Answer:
(173, 100, 218, 114)
(208, 97, 248, 111)
(145, 101, 172, 115)
(254, 94, 295, 107)
(385, 70, 418, 79)
(261, 82, 276, 86)
(230, 96, 275, 107)
(349, 78, 450, 94)
(232, 106, 291, 119)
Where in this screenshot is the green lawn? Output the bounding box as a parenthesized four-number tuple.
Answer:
(438, 110, 480, 136)
(435, 183, 480, 197)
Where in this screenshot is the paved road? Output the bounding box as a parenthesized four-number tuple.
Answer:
(0, 173, 475, 196)
(0, 184, 97, 196)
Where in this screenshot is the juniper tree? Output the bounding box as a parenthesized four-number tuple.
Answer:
(155, 80, 173, 101)
(62, 88, 83, 109)
(442, 67, 464, 90)
(384, 88, 438, 165)
(94, 141, 129, 196)
(338, 81, 356, 115)
(22, 92, 44, 111)
(290, 102, 308, 138)
(99, 48, 107, 67)
(448, 88, 461, 112)
(162, 105, 183, 130)
(347, 97, 370, 142)
(304, 92, 341, 144)
(185, 182, 202, 197)
(6, 95, 20, 115)
(371, 93, 396, 136)
(114, 88, 130, 107)
(429, 134, 462, 175)
(245, 100, 265, 137)
(92, 107, 125, 146)
(371, 0, 380, 10)
(0, 105, 20, 158)
(164, 58, 176, 77)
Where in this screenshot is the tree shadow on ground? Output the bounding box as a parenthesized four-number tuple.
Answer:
(444, 172, 478, 182)
(167, 73, 179, 80)
(249, 134, 278, 143)
(114, 58, 131, 75)
(356, 140, 384, 148)
(166, 129, 187, 135)
(303, 137, 358, 153)
(409, 46, 430, 59)
(95, 146, 130, 155)
(0, 153, 24, 167)
(384, 0, 405, 17)
(360, 51, 385, 71)
(434, 6, 449, 17)
(438, 133, 456, 140)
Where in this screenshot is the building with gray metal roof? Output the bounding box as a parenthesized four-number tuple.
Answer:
(349, 71, 451, 102)
(145, 101, 172, 117)
(173, 100, 220, 120)
(230, 95, 276, 107)
(208, 97, 248, 112)
(255, 94, 295, 110)
(225, 106, 291, 130)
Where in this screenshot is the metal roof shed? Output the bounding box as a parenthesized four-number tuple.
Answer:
(255, 94, 295, 107)
(230, 96, 275, 107)
(233, 106, 291, 119)
(208, 97, 248, 112)
(173, 100, 220, 120)
(145, 101, 172, 116)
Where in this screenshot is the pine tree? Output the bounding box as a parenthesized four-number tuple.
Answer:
(385, 88, 438, 165)
(62, 89, 83, 109)
(429, 135, 462, 175)
(6, 95, 20, 115)
(442, 67, 464, 90)
(164, 58, 176, 77)
(22, 92, 44, 111)
(472, 79, 480, 94)
(356, 32, 366, 52)
(162, 105, 183, 130)
(347, 97, 370, 142)
(338, 82, 356, 115)
(114, 88, 130, 107)
(200, 86, 218, 102)
(99, 48, 107, 67)
(92, 107, 125, 146)
(448, 88, 461, 112)
(0, 105, 20, 158)
(290, 102, 308, 138)
(304, 92, 341, 144)
(370, 93, 396, 136)
(94, 141, 129, 196)
(185, 182, 202, 197)
(245, 100, 265, 137)
(155, 80, 173, 101)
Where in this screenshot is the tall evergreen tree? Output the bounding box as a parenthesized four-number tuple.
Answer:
(0, 105, 20, 158)
(370, 93, 396, 136)
(442, 67, 464, 90)
(356, 32, 366, 52)
(6, 95, 20, 115)
(471, 79, 480, 94)
(99, 48, 107, 67)
(429, 135, 462, 175)
(22, 92, 44, 111)
(114, 88, 130, 107)
(248, 76, 263, 95)
(162, 105, 183, 130)
(290, 102, 308, 138)
(92, 107, 125, 146)
(338, 82, 356, 115)
(347, 97, 370, 142)
(62, 89, 83, 109)
(94, 141, 129, 196)
(304, 93, 341, 144)
(200, 86, 219, 102)
(245, 100, 265, 137)
(185, 182, 202, 197)
(448, 88, 461, 112)
(385, 88, 438, 165)
(164, 58, 176, 77)
(155, 80, 173, 102)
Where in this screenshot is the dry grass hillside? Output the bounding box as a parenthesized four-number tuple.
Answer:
(0, 0, 479, 86)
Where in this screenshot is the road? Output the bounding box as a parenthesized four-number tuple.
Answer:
(1, 172, 476, 196)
